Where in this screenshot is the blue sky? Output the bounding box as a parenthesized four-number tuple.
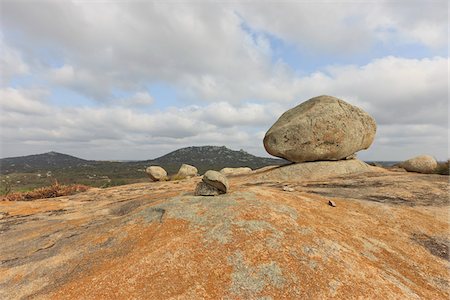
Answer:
(0, 0, 448, 161)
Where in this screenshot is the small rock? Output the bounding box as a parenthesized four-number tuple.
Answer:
(145, 166, 167, 181)
(283, 186, 295, 192)
(194, 182, 223, 196)
(328, 200, 336, 207)
(203, 170, 229, 192)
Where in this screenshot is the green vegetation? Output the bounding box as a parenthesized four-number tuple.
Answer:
(1, 146, 285, 193)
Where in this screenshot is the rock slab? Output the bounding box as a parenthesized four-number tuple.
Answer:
(263, 95, 376, 162)
(253, 159, 373, 182)
(400, 155, 437, 174)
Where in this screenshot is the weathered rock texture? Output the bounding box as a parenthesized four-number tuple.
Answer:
(176, 163, 198, 179)
(1, 168, 449, 299)
(400, 155, 438, 174)
(253, 159, 372, 182)
(194, 181, 222, 196)
(145, 166, 167, 181)
(220, 167, 252, 176)
(203, 170, 229, 192)
(264, 95, 376, 162)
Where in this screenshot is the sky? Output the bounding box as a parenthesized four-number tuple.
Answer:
(0, 0, 448, 161)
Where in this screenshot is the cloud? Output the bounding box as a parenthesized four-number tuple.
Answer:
(3, 1, 446, 103)
(238, 1, 448, 52)
(0, 2, 447, 160)
(0, 39, 29, 85)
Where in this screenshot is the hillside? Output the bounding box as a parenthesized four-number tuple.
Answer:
(0, 146, 285, 191)
(140, 146, 286, 174)
(0, 151, 91, 174)
(0, 166, 448, 299)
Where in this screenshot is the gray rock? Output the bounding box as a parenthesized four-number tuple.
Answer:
(203, 170, 229, 192)
(176, 164, 198, 179)
(145, 166, 167, 181)
(399, 155, 437, 174)
(194, 182, 223, 196)
(328, 200, 336, 207)
(263, 95, 376, 162)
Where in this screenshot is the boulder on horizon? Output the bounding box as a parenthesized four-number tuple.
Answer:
(399, 155, 437, 174)
(176, 163, 198, 179)
(145, 166, 168, 181)
(263, 95, 376, 163)
(220, 167, 252, 176)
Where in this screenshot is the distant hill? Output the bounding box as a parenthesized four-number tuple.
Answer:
(0, 147, 286, 189)
(139, 146, 286, 174)
(0, 151, 92, 174)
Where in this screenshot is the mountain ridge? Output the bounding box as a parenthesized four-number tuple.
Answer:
(0, 146, 286, 176)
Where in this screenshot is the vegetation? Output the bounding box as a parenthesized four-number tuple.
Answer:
(1, 181, 90, 201)
(0, 146, 286, 192)
(435, 160, 449, 175)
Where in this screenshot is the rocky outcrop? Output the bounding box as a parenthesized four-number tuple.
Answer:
(263, 95, 376, 162)
(220, 167, 252, 176)
(253, 159, 373, 182)
(399, 155, 438, 174)
(145, 166, 167, 181)
(1, 170, 448, 299)
(176, 164, 198, 179)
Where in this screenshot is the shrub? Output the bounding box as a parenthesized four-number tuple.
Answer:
(435, 160, 449, 175)
(1, 181, 90, 201)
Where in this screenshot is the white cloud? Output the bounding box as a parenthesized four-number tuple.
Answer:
(0, 39, 29, 85)
(0, 2, 447, 160)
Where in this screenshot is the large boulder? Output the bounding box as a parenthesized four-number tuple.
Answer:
(399, 155, 437, 174)
(203, 170, 229, 193)
(176, 164, 198, 179)
(145, 166, 167, 181)
(263, 95, 376, 162)
(220, 167, 252, 176)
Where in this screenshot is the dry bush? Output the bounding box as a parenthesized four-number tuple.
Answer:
(435, 160, 449, 175)
(2, 181, 90, 201)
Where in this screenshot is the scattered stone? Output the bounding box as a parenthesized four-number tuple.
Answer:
(399, 155, 438, 174)
(194, 182, 222, 196)
(283, 186, 295, 192)
(203, 170, 229, 193)
(263, 95, 376, 162)
(176, 164, 198, 179)
(220, 167, 252, 176)
(328, 200, 336, 207)
(145, 166, 167, 181)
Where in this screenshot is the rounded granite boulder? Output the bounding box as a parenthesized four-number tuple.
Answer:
(176, 164, 198, 179)
(145, 166, 168, 181)
(399, 155, 437, 174)
(263, 95, 376, 163)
